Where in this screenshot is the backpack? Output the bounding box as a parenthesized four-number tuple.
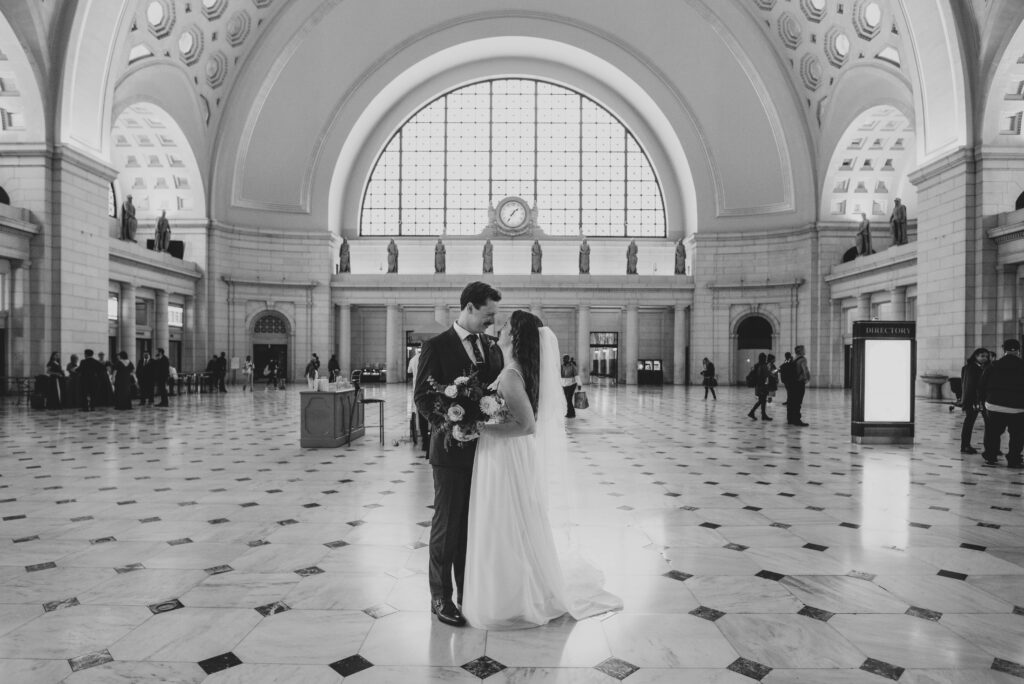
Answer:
(779, 360, 796, 384)
(745, 367, 758, 388)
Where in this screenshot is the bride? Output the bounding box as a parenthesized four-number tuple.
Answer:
(462, 310, 621, 630)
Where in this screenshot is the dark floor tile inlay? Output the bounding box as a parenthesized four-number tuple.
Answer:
(68, 649, 114, 672)
(461, 655, 507, 679)
(198, 652, 243, 675)
(860, 657, 906, 681)
(755, 570, 785, 582)
(148, 598, 184, 614)
(255, 601, 290, 616)
(993, 658, 1024, 678)
(330, 654, 374, 677)
(727, 657, 773, 681)
(690, 605, 726, 621)
(43, 597, 80, 612)
(906, 606, 943, 622)
(798, 605, 834, 622)
(663, 569, 693, 582)
(594, 656, 640, 680)
(937, 569, 968, 581)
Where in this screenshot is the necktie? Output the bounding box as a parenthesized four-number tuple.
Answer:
(466, 334, 485, 366)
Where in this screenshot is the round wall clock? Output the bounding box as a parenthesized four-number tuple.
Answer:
(494, 196, 532, 235)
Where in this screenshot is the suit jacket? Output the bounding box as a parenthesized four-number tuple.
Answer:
(414, 326, 503, 470)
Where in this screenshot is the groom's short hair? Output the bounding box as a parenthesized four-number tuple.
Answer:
(460, 281, 502, 310)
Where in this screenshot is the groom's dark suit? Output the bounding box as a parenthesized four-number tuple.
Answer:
(414, 326, 502, 607)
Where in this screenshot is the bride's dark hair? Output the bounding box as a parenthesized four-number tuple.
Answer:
(509, 310, 541, 415)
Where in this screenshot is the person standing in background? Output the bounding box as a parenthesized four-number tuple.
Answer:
(152, 348, 170, 407)
(560, 354, 579, 418)
(700, 357, 717, 400)
(787, 345, 810, 426)
(959, 348, 990, 454)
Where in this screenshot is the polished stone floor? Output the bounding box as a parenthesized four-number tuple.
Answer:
(1, 381, 1023, 683)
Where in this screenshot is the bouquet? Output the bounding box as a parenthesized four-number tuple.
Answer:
(426, 369, 503, 448)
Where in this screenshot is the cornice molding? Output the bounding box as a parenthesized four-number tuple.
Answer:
(706, 277, 805, 291)
(907, 146, 976, 187)
(222, 275, 320, 289)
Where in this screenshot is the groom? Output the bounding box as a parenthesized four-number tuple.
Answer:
(414, 281, 503, 627)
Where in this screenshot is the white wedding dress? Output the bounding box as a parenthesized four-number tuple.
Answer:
(462, 328, 621, 630)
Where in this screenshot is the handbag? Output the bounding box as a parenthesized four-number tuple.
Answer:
(573, 389, 589, 410)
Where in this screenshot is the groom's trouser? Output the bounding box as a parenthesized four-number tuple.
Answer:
(429, 465, 472, 604)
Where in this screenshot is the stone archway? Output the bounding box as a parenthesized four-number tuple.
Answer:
(251, 311, 292, 384)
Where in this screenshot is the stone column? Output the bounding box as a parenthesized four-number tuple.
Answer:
(434, 305, 447, 327)
(10, 261, 31, 375)
(673, 304, 687, 385)
(338, 303, 351, 379)
(154, 289, 169, 355)
(386, 304, 401, 384)
(855, 293, 872, 322)
(890, 286, 907, 321)
(183, 295, 195, 371)
(625, 303, 639, 385)
(576, 305, 590, 385)
(119, 282, 136, 358)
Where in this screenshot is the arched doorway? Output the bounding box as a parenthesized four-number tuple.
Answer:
(252, 312, 290, 384)
(735, 315, 774, 384)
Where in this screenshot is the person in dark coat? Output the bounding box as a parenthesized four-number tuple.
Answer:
(959, 347, 990, 454)
(978, 339, 1024, 467)
(137, 351, 154, 406)
(217, 351, 228, 392)
(64, 354, 80, 409)
(45, 351, 65, 409)
(96, 352, 114, 406)
(77, 349, 106, 411)
(113, 351, 135, 411)
(746, 353, 772, 421)
(700, 357, 717, 400)
(152, 347, 170, 407)
(327, 354, 340, 382)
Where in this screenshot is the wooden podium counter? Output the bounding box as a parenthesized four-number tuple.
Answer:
(300, 389, 364, 447)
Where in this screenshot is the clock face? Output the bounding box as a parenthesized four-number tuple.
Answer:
(498, 198, 528, 229)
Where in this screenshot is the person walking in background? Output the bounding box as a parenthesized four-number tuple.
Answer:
(113, 351, 135, 411)
(241, 355, 255, 391)
(407, 346, 429, 456)
(65, 353, 80, 409)
(305, 354, 319, 389)
(778, 351, 795, 405)
(959, 347, 990, 454)
(560, 354, 578, 418)
(766, 353, 779, 404)
(978, 339, 1024, 468)
(787, 345, 810, 426)
(217, 351, 228, 392)
(78, 349, 105, 411)
(265, 358, 278, 391)
(327, 353, 340, 382)
(152, 348, 170, 407)
(700, 357, 717, 400)
(138, 350, 154, 406)
(746, 353, 772, 421)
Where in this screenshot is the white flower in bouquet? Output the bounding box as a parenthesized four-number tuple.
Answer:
(479, 394, 501, 417)
(452, 424, 479, 442)
(446, 404, 466, 422)
(443, 384, 459, 398)
(454, 376, 470, 386)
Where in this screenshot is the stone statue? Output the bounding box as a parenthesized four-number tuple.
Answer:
(387, 239, 398, 273)
(674, 238, 686, 275)
(579, 237, 590, 275)
(890, 198, 908, 246)
(531, 240, 542, 274)
(482, 239, 493, 274)
(154, 210, 171, 252)
(434, 238, 446, 274)
(856, 213, 874, 256)
(120, 195, 137, 242)
(626, 239, 638, 274)
(339, 237, 350, 273)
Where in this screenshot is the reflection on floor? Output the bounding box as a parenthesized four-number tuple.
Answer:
(1, 383, 1023, 683)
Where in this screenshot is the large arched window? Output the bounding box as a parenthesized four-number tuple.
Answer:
(361, 78, 666, 237)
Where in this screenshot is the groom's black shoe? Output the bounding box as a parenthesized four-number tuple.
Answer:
(431, 598, 466, 627)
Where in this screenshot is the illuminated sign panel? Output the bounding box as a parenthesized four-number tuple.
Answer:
(852, 321, 915, 444)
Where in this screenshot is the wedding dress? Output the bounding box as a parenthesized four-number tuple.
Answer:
(462, 327, 621, 630)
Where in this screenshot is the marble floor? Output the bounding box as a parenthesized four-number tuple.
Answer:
(1, 381, 1023, 683)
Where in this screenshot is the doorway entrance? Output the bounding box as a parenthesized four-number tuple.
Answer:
(253, 344, 288, 383)
(252, 312, 290, 382)
(590, 332, 618, 379)
(735, 315, 774, 384)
